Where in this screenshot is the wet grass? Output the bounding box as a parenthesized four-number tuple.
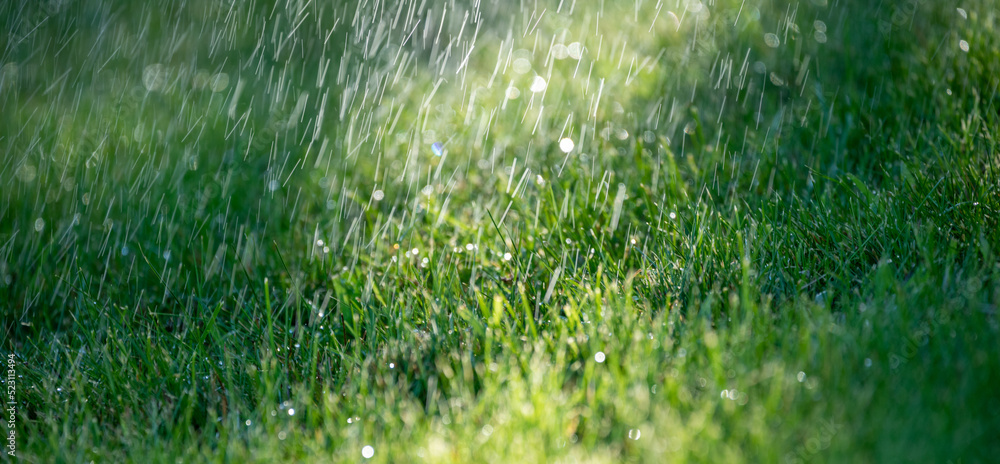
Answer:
(2, 0, 999, 462)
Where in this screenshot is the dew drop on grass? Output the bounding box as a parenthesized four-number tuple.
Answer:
(957, 8, 968, 19)
(628, 429, 641, 440)
(959, 40, 969, 52)
(797, 371, 807, 382)
(432, 142, 444, 157)
(373, 190, 384, 201)
(594, 352, 606, 363)
(34, 218, 45, 232)
(362, 445, 375, 459)
(814, 31, 827, 44)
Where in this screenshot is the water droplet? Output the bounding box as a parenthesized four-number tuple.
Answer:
(288, 408, 295, 416)
(567, 42, 583, 60)
(512, 56, 532, 74)
(373, 190, 384, 201)
(957, 8, 968, 19)
(594, 352, 606, 363)
(431, 142, 444, 157)
(814, 31, 827, 44)
(559, 138, 575, 153)
(959, 40, 969, 52)
(209, 73, 229, 92)
(362, 445, 375, 459)
(142, 63, 167, 92)
(628, 429, 641, 440)
(551, 44, 569, 60)
(864, 358, 872, 368)
(764, 33, 780, 48)
(15, 164, 36, 183)
(813, 20, 827, 33)
(505, 86, 521, 99)
(34, 218, 45, 232)
(797, 371, 806, 382)
(530, 76, 547, 93)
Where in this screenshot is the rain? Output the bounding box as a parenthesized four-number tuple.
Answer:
(2, 0, 999, 461)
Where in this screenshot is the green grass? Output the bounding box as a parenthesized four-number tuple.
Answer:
(2, 0, 999, 462)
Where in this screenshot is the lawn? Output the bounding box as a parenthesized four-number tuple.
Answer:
(2, 0, 999, 462)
